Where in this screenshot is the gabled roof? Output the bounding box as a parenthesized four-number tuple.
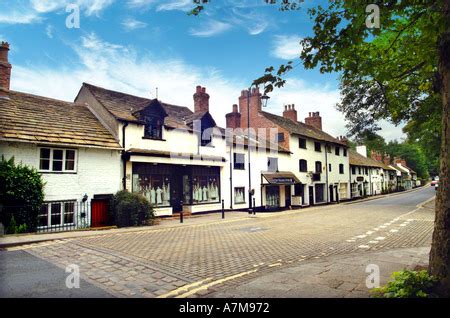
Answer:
(0, 91, 121, 149)
(349, 149, 392, 169)
(80, 83, 200, 131)
(260, 111, 348, 146)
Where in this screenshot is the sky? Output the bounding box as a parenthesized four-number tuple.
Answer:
(0, 0, 405, 141)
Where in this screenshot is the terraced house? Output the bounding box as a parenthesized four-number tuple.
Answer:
(0, 42, 122, 231)
(227, 88, 351, 207)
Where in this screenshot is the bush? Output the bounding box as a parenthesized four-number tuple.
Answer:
(0, 156, 44, 232)
(110, 190, 154, 227)
(5, 215, 28, 234)
(372, 270, 438, 298)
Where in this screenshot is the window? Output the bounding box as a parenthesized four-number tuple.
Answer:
(314, 142, 321, 152)
(39, 148, 77, 173)
(277, 133, 285, 142)
(268, 157, 278, 172)
(351, 166, 356, 175)
(326, 145, 332, 153)
(328, 164, 332, 172)
(200, 128, 212, 147)
(299, 138, 307, 149)
(299, 159, 308, 172)
(38, 201, 75, 228)
(365, 168, 368, 175)
(144, 115, 163, 139)
(234, 187, 245, 204)
(343, 148, 347, 157)
(335, 146, 340, 156)
(233, 153, 245, 170)
(315, 161, 322, 173)
(339, 164, 344, 174)
(294, 184, 304, 197)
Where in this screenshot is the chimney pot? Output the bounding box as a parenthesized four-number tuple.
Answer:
(193, 85, 209, 113)
(305, 111, 322, 130)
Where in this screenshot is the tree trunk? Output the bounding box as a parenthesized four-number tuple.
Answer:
(429, 0, 450, 297)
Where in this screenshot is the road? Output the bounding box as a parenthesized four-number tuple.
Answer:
(0, 186, 436, 298)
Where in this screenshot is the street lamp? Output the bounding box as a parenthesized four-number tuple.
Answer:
(247, 85, 270, 214)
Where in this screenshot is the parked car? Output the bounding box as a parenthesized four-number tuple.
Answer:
(431, 176, 439, 187)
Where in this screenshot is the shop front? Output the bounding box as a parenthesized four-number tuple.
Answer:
(261, 172, 301, 211)
(131, 160, 222, 216)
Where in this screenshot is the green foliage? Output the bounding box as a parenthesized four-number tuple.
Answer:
(110, 190, 155, 228)
(385, 141, 430, 179)
(0, 156, 44, 233)
(372, 270, 438, 298)
(5, 215, 29, 234)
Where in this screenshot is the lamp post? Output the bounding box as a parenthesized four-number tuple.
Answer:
(247, 85, 270, 214)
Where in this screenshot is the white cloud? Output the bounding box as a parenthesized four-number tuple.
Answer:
(121, 17, 147, 31)
(0, 11, 42, 24)
(189, 20, 232, 37)
(46, 24, 54, 38)
(9, 33, 405, 141)
(156, 0, 192, 12)
(271, 35, 304, 60)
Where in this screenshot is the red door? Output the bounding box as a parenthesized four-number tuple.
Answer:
(91, 199, 108, 228)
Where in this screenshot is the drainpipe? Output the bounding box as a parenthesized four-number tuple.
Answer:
(325, 143, 329, 202)
(229, 143, 233, 210)
(122, 122, 129, 191)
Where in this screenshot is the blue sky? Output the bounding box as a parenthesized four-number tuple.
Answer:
(0, 0, 405, 140)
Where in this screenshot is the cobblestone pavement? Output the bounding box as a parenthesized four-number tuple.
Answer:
(1, 187, 436, 298)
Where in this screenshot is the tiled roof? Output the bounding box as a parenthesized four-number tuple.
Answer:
(260, 111, 348, 146)
(0, 91, 122, 149)
(349, 149, 394, 170)
(229, 132, 292, 154)
(81, 83, 195, 130)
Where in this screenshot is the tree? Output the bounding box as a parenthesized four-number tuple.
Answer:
(193, 0, 449, 295)
(0, 156, 45, 232)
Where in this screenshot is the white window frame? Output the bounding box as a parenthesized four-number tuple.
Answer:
(37, 201, 76, 228)
(38, 147, 78, 173)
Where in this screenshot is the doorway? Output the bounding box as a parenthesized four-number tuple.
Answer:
(309, 186, 314, 206)
(285, 185, 291, 207)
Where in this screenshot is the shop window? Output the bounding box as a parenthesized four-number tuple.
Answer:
(314, 142, 321, 152)
(234, 187, 245, 204)
(299, 138, 307, 149)
(266, 186, 280, 208)
(39, 148, 77, 173)
(294, 184, 304, 197)
(299, 159, 308, 172)
(133, 174, 172, 207)
(268, 157, 278, 172)
(193, 175, 220, 204)
(234, 153, 245, 170)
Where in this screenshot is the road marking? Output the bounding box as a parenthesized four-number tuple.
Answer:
(375, 237, 385, 241)
(174, 269, 259, 298)
(358, 245, 370, 249)
(268, 263, 282, 267)
(156, 278, 213, 298)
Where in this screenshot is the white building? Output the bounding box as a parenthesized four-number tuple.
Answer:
(225, 89, 351, 207)
(76, 83, 228, 216)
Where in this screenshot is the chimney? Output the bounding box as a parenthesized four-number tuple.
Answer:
(283, 104, 298, 122)
(193, 85, 209, 113)
(225, 104, 241, 129)
(0, 42, 11, 99)
(383, 153, 391, 166)
(305, 111, 322, 130)
(394, 157, 407, 167)
(370, 150, 382, 162)
(239, 87, 261, 129)
(356, 145, 367, 158)
(338, 135, 348, 145)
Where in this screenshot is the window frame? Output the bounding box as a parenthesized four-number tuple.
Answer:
(38, 200, 76, 228)
(298, 138, 307, 149)
(314, 142, 322, 152)
(234, 187, 246, 204)
(39, 148, 78, 173)
(299, 159, 308, 172)
(233, 153, 245, 170)
(315, 161, 322, 173)
(268, 157, 279, 172)
(335, 146, 340, 156)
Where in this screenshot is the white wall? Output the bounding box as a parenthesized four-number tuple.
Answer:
(1, 141, 122, 202)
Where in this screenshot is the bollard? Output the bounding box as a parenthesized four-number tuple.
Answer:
(180, 211, 184, 223)
(253, 197, 256, 215)
(221, 199, 225, 219)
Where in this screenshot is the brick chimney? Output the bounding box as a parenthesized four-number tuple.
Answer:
(239, 87, 261, 129)
(305, 111, 322, 130)
(193, 85, 209, 113)
(370, 150, 382, 162)
(383, 153, 391, 166)
(225, 104, 241, 129)
(394, 157, 407, 167)
(283, 104, 298, 122)
(0, 42, 11, 99)
(337, 136, 348, 145)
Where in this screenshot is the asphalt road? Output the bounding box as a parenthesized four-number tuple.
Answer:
(0, 186, 436, 298)
(356, 186, 436, 207)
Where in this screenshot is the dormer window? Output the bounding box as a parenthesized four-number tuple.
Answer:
(144, 115, 163, 139)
